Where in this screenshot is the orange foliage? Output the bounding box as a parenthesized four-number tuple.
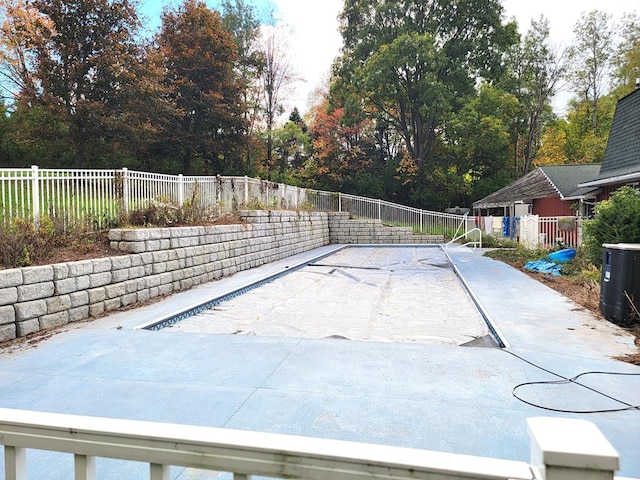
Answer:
(0, 0, 54, 93)
(534, 126, 569, 167)
(394, 151, 418, 185)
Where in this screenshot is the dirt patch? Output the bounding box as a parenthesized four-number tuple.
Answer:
(17, 213, 246, 267)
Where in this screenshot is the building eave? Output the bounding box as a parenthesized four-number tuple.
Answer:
(577, 171, 640, 188)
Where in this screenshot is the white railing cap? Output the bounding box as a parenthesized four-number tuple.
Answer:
(527, 417, 619, 471)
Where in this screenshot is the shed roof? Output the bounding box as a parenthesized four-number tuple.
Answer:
(579, 87, 640, 187)
(473, 164, 601, 209)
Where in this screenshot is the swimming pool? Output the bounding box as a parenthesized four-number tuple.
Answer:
(157, 246, 495, 346)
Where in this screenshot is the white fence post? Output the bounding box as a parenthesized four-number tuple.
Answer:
(178, 174, 184, 205)
(121, 167, 129, 215)
(244, 176, 249, 206)
(377, 199, 381, 222)
(30, 165, 39, 227)
(4, 445, 27, 480)
(527, 417, 619, 480)
(520, 215, 539, 249)
(74, 454, 96, 480)
(577, 218, 583, 246)
(150, 463, 170, 480)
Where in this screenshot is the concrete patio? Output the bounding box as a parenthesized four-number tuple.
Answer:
(0, 245, 638, 479)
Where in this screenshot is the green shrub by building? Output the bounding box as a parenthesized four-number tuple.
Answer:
(583, 186, 640, 265)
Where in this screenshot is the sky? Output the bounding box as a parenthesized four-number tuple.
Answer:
(140, 0, 639, 118)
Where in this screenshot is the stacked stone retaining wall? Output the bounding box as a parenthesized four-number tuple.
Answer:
(0, 211, 328, 342)
(328, 212, 444, 244)
(0, 210, 446, 342)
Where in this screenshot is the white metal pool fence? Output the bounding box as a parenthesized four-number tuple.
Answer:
(0, 166, 466, 236)
(0, 408, 627, 480)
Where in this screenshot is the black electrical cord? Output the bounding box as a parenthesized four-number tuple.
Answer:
(503, 349, 640, 414)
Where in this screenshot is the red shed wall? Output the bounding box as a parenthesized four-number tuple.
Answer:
(532, 197, 573, 216)
(597, 185, 619, 202)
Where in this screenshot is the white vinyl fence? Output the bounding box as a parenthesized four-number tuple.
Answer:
(0, 166, 466, 237)
(0, 408, 627, 480)
(479, 215, 583, 248)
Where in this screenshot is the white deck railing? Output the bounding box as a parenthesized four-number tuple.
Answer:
(0, 408, 626, 480)
(0, 166, 466, 236)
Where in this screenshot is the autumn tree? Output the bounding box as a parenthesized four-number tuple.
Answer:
(533, 120, 569, 167)
(155, 0, 246, 175)
(0, 1, 70, 167)
(304, 98, 383, 196)
(562, 93, 616, 163)
(28, 0, 143, 168)
(0, 0, 53, 99)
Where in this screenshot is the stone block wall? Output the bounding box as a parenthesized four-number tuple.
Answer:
(328, 212, 443, 244)
(0, 211, 328, 342)
(0, 210, 445, 343)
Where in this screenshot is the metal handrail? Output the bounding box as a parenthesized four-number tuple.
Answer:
(445, 226, 483, 250)
(445, 214, 482, 250)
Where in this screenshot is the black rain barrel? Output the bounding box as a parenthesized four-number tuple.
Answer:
(600, 243, 640, 326)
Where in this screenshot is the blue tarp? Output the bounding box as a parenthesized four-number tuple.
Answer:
(524, 249, 576, 276)
(524, 260, 563, 276)
(547, 248, 576, 263)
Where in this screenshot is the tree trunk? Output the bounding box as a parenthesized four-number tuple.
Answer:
(183, 150, 192, 176)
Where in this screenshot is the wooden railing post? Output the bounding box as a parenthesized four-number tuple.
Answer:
(527, 417, 619, 480)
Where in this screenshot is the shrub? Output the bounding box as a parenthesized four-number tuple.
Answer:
(0, 216, 111, 269)
(480, 233, 519, 249)
(127, 187, 215, 227)
(0, 218, 56, 267)
(582, 186, 640, 265)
